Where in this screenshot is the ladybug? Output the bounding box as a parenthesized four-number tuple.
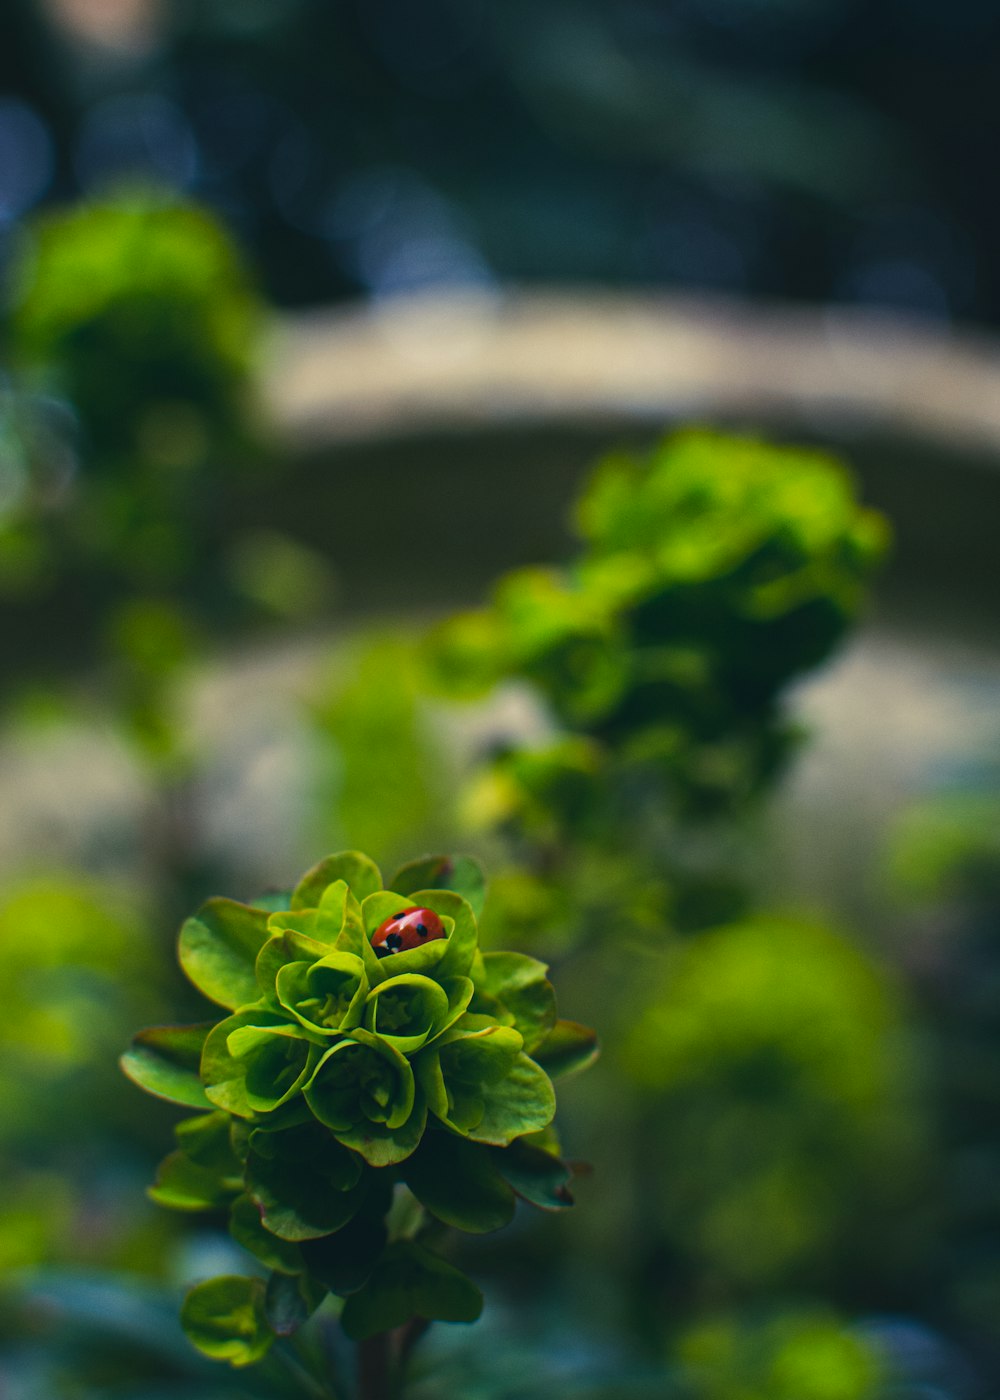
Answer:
(371, 906, 446, 958)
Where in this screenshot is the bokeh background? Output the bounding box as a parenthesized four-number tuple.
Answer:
(2, 2, 1000, 1398)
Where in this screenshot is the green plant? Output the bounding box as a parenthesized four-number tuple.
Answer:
(431, 429, 888, 831)
(122, 850, 596, 1396)
(10, 191, 260, 488)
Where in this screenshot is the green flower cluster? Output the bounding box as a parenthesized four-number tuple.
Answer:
(432, 430, 889, 821)
(122, 852, 596, 1365)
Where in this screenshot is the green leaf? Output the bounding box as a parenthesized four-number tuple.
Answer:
(340, 1241, 483, 1340)
(336, 1097, 428, 1168)
(255, 927, 331, 1001)
(228, 1023, 321, 1115)
(418, 1018, 525, 1135)
(305, 1031, 416, 1146)
(148, 1149, 238, 1212)
(470, 1053, 556, 1147)
(531, 1019, 599, 1078)
(364, 973, 455, 1055)
(120, 1023, 213, 1109)
(229, 1195, 303, 1274)
(414, 890, 478, 980)
(202, 1009, 311, 1119)
(491, 1140, 574, 1210)
(179, 899, 271, 1010)
(476, 952, 556, 1053)
(176, 1111, 243, 1175)
(293, 852, 382, 910)
(181, 1275, 274, 1367)
(299, 1202, 390, 1294)
(264, 1270, 326, 1337)
(277, 949, 368, 1036)
(404, 1132, 515, 1233)
(267, 879, 352, 945)
(246, 1125, 366, 1241)
(390, 856, 487, 919)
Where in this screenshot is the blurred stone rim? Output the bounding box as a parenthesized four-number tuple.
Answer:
(263, 289, 1000, 459)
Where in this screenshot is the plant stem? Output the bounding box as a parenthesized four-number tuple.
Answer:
(358, 1332, 392, 1400)
(396, 1316, 430, 1376)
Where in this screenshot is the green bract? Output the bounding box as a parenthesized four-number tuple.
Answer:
(122, 850, 596, 1367)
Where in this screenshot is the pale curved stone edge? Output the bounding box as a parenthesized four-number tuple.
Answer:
(261, 290, 1000, 457)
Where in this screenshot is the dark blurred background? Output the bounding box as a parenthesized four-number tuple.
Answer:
(2, 0, 998, 320)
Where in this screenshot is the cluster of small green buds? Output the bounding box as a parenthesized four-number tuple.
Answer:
(122, 852, 596, 1365)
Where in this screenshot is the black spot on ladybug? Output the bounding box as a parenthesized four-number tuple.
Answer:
(416, 924, 428, 938)
(392, 911, 407, 921)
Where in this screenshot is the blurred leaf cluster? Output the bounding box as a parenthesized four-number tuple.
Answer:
(0, 876, 179, 1279)
(0, 193, 340, 785)
(432, 430, 888, 832)
(4, 192, 262, 589)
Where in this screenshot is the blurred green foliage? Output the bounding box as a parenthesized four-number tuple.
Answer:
(624, 918, 918, 1292)
(10, 192, 260, 492)
(677, 1310, 882, 1400)
(431, 430, 888, 828)
(0, 875, 161, 1141)
(310, 638, 452, 871)
(0, 194, 339, 783)
(0, 876, 182, 1280)
(888, 792, 1000, 904)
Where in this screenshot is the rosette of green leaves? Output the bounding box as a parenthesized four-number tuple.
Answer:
(122, 851, 596, 1366)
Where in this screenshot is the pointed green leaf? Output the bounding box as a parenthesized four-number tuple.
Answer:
(404, 1132, 515, 1233)
(293, 852, 382, 910)
(531, 1019, 599, 1079)
(179, 898, 270, 1010)
(181, 1275, 274, 1367)
(120, 1023, 212, 1109)
(340, 1241, 483, 1340)
(389, 856, 486, 919)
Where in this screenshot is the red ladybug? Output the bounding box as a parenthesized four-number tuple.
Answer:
(371, 906, 446, 958)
